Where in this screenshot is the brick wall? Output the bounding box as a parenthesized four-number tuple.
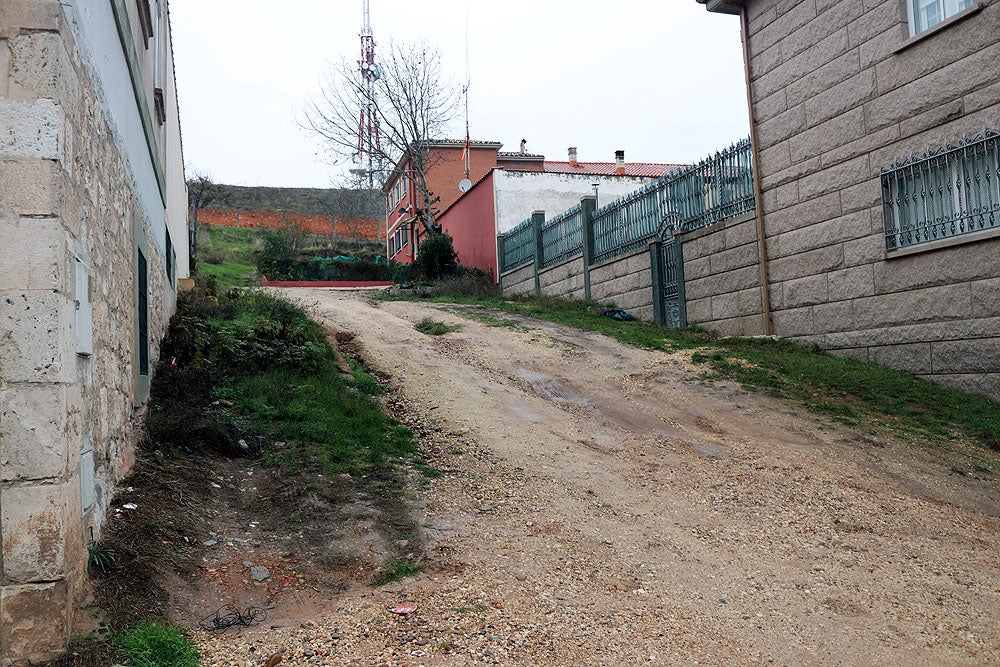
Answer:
(680, 212, 764, 336)
(199, 207, 383, 240)
(745, 0, 1000, 399)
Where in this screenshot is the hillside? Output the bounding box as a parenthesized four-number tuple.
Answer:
(198, 183, 384, 219)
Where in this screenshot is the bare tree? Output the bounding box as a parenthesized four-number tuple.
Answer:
(304, 40, 460, 234)
(186, 171, 224, 269)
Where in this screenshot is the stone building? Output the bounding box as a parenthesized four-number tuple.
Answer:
(698, 0, 1000, 399)
(0, 0, 187, 663)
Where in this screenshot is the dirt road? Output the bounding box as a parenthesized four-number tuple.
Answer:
(195, 289, 999, 666)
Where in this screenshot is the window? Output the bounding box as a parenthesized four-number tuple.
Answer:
(908, 0, 973, 35)
(165, 231, 174, 285)
(881, 129, 1000, 251)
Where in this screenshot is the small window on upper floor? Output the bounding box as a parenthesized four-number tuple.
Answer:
(908, 0, 974, 35)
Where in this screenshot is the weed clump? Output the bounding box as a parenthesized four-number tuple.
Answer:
(118, 623, 199, 667)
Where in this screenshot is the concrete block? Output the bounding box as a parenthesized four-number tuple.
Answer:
(712, 292, 740, 320)
(828, 264, 875, 301)
(931, 337, 1000, 373)
(752, 0, 818, 56)
(768, 244, 844, 283)
(843, 233, 885, 267)
(797, 155, 870, 201)
(868, 343, 933, 373)
(686, 297, 712, 323)
(1, 483, 68, 581)
(754, 26, 848, 102)
(758, 141, 792, 176)
(8, 32, 70, 103)
(0, 216, 67, 291)
(739, 287, 764, 316)
(805, 68, 877, 128)
(813, 299, 855, 332)
(725, 220, 759, 248)
(853, 284, 973, 328)
(932, 372, 1000, 402)
(684, 227, 726, 260)
(783, 0, 862, 63)
(684, 255, 711, 280)
(782, 273, 829, 308)
(757, 104, 807, 149)
(840, 178, 881, 214)
(774, 181, 800, 210)
(0, 291, 78, 383)
(972, 277, 1000, 318)
(762, 155, 823, 191)
(0, 99, 60, 159)
(765, 192, 842, 238)
(772, 305, 816, 337)
(873, 240, 1000, 294)
(828, 346, 870, 363)
(823, 123, 900, 168)
(0, 157, 65, 217)
(710, 243, 759, 274)
(847, 1, 899, 48)
(0, 385, 67, 482)
(771, 210, 870, 258)
(789, 107, 866, 164)
(898, 98, 965, 141)
(964, 80, 1000, 114)
(0, 581, 69, 664)
(755, 88, 788, 123)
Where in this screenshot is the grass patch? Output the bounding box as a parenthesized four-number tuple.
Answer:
(118, 623, 198, 667)
(415, 318, 461, 336)
(384, 292, 1000, 453)
(373, 559, 424, 585)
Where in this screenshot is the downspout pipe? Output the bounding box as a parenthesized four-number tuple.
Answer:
(715, 0, 774, 335)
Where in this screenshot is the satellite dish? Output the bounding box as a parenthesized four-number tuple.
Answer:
(459, 178, 472, 193)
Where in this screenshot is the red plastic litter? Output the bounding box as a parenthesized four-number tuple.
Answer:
(390, 605, 416, 615)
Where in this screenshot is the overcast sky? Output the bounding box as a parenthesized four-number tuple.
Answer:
(169, 1, 749, 189)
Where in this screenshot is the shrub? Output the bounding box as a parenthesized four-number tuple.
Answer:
(119, 623, 199, 667)
(413, 232, 458, 280)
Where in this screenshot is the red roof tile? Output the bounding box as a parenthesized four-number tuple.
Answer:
(541, 161, 687, 177)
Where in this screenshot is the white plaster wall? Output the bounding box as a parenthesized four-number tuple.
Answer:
(162, 18, 189, 279)
(63, 0, 168, 258)
(494, 170, 654, 234)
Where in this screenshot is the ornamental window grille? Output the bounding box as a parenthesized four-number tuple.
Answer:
(908, 0, 973, 35)
(880, 129, 1000, 251)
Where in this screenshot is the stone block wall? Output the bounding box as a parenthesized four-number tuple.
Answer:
(537, 255, 586, 301)
(744, 0, 1000, 399)
(680, 212, 765, 336)
(500, 262, 536, 297)
(0, 1, 177, 664)
(590, 249, 655, 322)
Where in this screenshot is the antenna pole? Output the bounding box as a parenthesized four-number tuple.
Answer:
(357, 0, 380, 188)
(463, 0, 471, 179)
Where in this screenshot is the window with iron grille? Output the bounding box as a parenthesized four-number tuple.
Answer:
(137, 249, 149, 376)
(880, 129, 1000, 252)
(907, 0, 973, 35)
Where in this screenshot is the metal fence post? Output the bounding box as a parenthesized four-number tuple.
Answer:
(496, 233, 505, 290)
(649, 240, 665, 326)
(581, 196, 596, 301)
(532, 210, 545, 297)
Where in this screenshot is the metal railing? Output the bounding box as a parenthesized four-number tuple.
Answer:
(499, 217, 535, 272)
(881, 129, 1000, 251)
(499, 138, 755, 273)
(593, 138, 755, 264)
(540, 204, 583, 268)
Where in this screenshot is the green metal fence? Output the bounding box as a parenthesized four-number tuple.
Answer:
(499, 138, 755, 274)
(499, 217, 535, 272)
(593, 138, 754, 264)
(540, 204, 583, 268)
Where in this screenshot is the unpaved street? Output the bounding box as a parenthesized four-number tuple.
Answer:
(195, 289, 999, 666)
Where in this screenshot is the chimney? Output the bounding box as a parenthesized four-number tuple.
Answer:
(520, 138, 527, 154)
(615, 149, 625, 175)
(568, 147, 578, 166)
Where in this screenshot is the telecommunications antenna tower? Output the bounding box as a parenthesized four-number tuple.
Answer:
(355, 0, 381, 187)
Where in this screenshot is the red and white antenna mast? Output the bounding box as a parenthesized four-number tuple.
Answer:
(356, 0, 381, 188)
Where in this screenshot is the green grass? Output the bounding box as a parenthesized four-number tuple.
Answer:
(415, 318, 461, 336)
(373, 559, 424, 585)
(118, 623, 199, 667)
(197, 259, 256, 289)
(385, 293, 1000, 453)
(195, 225, 261, 289)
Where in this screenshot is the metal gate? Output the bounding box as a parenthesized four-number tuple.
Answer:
(652, 235, 686, 328)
